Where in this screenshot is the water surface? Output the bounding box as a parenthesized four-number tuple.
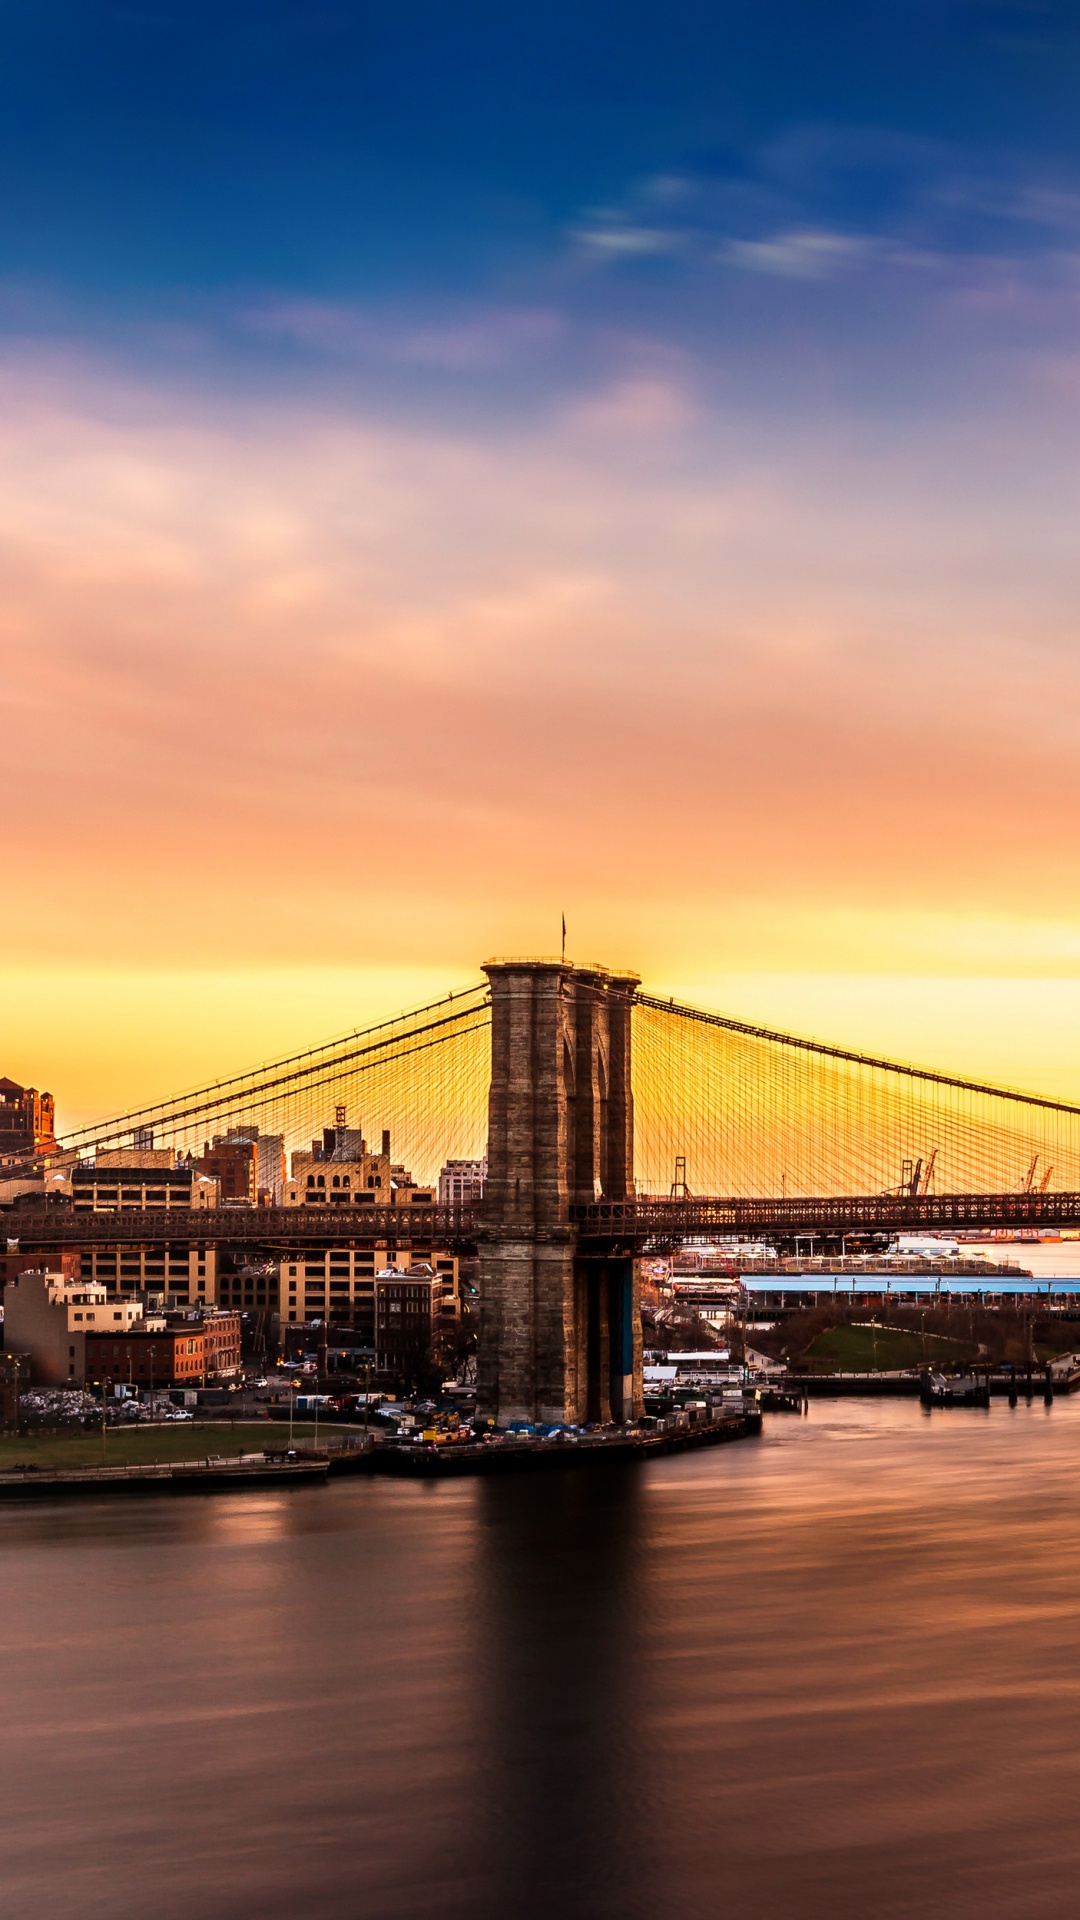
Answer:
(3, 1399, 1080, 1920)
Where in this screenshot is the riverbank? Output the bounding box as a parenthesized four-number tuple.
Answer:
(0, 1409, 761, 1496)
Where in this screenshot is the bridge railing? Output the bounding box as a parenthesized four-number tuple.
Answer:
(7, 1203, 483, 1246)
(573, 1193, 1080, 1235)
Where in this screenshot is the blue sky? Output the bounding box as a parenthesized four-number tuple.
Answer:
(5, 3, 1080, 321)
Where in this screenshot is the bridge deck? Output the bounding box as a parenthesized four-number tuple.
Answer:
(7, 1191, 1080, 1249)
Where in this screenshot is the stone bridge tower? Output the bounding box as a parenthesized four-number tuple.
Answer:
(477, 960, 644, 1427)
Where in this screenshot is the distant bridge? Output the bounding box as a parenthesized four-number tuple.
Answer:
(14, 957, 1080, 1423)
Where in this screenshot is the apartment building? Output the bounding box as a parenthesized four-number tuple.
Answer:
(375, 1267, 460, 1374)
(77, 1244, 219, 1308)
(278, 1246, 459, 1337)
(437, 1158, 487, 1206)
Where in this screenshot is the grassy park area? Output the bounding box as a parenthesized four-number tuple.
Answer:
(801, 1324, 977, 1374)
(0, 1422, 358, 1472)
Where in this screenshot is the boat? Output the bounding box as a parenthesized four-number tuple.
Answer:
(920, 1371, 990, 1408)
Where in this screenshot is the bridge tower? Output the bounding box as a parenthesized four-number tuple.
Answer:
(478, 960, 643, 1427)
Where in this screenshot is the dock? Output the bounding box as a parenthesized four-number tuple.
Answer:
(367, 1409, 762, 1477)
(783, 1359, 1080, 1399)
(0, 1455, 331, 1499)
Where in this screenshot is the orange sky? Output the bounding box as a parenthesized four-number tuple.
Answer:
(5, 347, 1080, 1130)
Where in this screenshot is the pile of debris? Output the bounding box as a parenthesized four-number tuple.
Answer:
(19, 1388, 101, 1424)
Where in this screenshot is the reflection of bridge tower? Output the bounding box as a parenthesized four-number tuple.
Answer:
(478, 960, 643, 1427)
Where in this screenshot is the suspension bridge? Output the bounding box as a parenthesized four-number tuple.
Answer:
(18, 956, 1080, 1423)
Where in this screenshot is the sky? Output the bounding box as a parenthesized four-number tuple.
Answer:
(6, 0, 1080, 1125)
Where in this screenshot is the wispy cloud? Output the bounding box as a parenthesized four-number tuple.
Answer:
(569, 130, 1080, 290)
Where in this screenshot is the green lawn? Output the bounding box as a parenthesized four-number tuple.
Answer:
(801, 1324, 977, 1374)
(0, 1421, 358, 1472)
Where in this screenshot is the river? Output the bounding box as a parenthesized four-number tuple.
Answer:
(3, 1399, 1080, 1920)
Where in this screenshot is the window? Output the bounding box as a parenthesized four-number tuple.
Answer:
(332, 1175, 340, 1188)
(342, 1174, 350, 1188)
(317, 1175, 325, 1188)
(307, 1175, 315, 1188)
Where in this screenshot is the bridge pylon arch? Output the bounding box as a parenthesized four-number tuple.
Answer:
(477, 959, 643, 1427)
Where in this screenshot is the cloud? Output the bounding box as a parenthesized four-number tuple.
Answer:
(3, 334, 1080, 997)
(568, 132, 1080, 293)
(242, 298, 564, 369)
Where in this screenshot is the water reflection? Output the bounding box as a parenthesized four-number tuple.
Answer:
(472, 1466, 655, 1919)
(5, 1406, 1080, 1918)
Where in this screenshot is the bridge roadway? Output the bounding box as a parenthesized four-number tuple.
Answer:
(8, 1189, 1080, 1250)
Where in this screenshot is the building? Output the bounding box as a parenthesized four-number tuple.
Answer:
(96, 1148, 175, 1170)
(76, 1242, 219, 1308)
(304, 1108, 370, 1163)
(189, 1307, 242, 1379)
(214, 1260, 279, 1316)
(284, 1119, 434, 1212)
(67, 1163, 220, 1308)
(438, 1158, 487, 1207)
(200, 1128, 285, 1205)
(0, 1079, 56, 1167)
(72, 1163, 220, 1213)
(3, 1269, 144, 1385)
(256, 1134, 285, 1206)
(276, 1246, 459, 1333)
(197, 1136, 258, 1206)
(0, 1352, 25, 1429)
(285, 1121, 394, 1207)
(0, 1246, 79, 1290)
(375, 1269, 435, 1373)
(84, 1322, 206, 1389)
(373, 1265, 460, 1375)
(81, 1307, 239, 1390)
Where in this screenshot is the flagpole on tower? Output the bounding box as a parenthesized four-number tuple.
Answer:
(561, 914, 566, 962)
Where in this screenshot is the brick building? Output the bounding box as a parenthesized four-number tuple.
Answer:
(375, 1268, 442, 1374)
(197, 1137, 258, 1205)
(0, 1079, 56, 1167)
(179, 1308, 241, 1379)
(84, 1323, 206, 1389)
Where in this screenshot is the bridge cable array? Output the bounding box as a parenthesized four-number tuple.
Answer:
(59, 983, 492, 1184)
(631, 994, 1080, 1199)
